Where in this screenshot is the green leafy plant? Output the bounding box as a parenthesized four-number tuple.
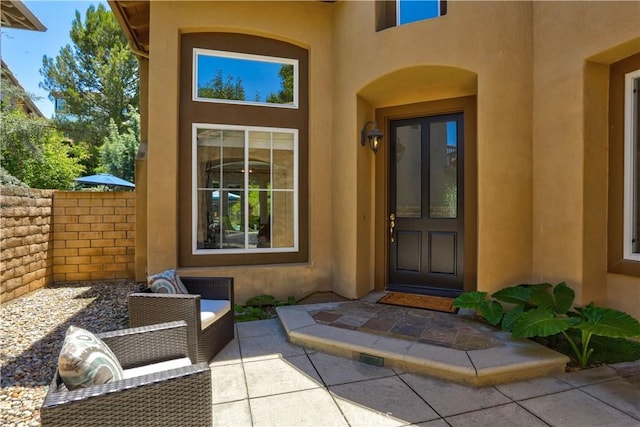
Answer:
(453, 282, 640, 369)
(234, 294, 297, 322)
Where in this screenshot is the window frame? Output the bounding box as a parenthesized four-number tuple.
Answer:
(623, 69, 640, 261)
(608, 53, 640, 277)
(191, 123, 299, 255)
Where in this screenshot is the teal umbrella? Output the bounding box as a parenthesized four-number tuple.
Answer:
(75, 173, 135, 188)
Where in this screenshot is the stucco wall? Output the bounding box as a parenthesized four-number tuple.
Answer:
(146, 1, 335, 304)
(139, 1, 639, 316)
(531, 1, 640, 313)
(332, 1, 534, 296)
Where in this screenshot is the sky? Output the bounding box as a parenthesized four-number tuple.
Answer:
(1, 0, 106, 118)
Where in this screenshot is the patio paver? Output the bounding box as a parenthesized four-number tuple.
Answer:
(209, 307, 640, 426)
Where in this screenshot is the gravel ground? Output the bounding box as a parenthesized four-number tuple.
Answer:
(1, 280, 138, 427)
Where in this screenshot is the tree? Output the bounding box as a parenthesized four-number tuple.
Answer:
(1, 107, 86, 190)
(40, 3, 138, 172)
(267, 64, 294, 104)
(98, 107, 140, 182)
(197, 70, 246, 100)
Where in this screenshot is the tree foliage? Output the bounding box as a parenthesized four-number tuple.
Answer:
(266, 64, 294, 104)
(40, 3, 138, 172)
(198, 70, 245, 101)
(97, 107, 140, 183)
(1, 107, 86, 190)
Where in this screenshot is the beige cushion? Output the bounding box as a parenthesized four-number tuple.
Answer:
(122, 357, 192, 379)
(200, 300, 231, 330)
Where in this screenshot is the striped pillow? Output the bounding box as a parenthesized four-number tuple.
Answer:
(147, 268, 189, 294)
(58, 326, 123, 391)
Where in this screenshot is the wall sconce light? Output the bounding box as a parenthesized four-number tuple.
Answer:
(361, 121, 383, 154)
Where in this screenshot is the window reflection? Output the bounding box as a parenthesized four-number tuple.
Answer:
(193, 49, 298, 108)
(195, 125, 297, 253)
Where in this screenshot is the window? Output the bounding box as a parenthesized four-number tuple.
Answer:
(608, 53, 640, 276)
(193, 124, 298, 254)
(377, 0, 447, 31)
(179, 33, 308, 267)
(623, 69, 639, 261)
(193, 49, 298, 109)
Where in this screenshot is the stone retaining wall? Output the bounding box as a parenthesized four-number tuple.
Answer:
(1, 186, 55, 302)
(52, 192, 135, 283)
(1, 188, 135, 303)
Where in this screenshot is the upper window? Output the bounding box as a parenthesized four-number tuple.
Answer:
(377, 0, 447, 31)
(623, 69, 639, 261)
(193, 49, 298, 109)
(193, 124, 298, 254)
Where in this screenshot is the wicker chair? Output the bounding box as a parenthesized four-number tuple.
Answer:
(128, 276, 234, 363)
(41, 321, 212, 427)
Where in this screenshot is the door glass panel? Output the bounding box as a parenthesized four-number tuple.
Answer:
(395, 124, 422, 218)
(430, 121, 457, 218)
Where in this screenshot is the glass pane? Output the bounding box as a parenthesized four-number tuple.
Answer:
(273, 132, 294, 189)
(221, 130, 245, 190)
(248, 131, 272, 188)
(272, 191, 294, 248)
(429, 121, 457, 218)
(196, 189, 220, 249)
(219, 190, 245, 249)
(248, 189, 272, 249)
(396, 124, 422, 218)
(197, 128, 222, 188)
(195, 49, 297, 107)
(398, 0, 441, 25)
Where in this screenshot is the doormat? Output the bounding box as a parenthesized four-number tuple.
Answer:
(378, 292, 459, 314)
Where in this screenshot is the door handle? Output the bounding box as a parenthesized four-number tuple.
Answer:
(389, 213, 396, 243)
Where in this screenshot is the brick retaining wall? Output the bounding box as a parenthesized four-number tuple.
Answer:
(52, 192, 135, 282)
(1, 186, 55, 302)
(1, 188, 135, 303)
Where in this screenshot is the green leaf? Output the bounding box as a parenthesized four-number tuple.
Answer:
(480, 300, 504, 325)
(576, 304, 640, 338)
(492, 286, 533, 305)
(502, 305, 525, 332)
(453, 292, 489, 310)
(531, 282, 574, 314)
(512, 308, 580, 338)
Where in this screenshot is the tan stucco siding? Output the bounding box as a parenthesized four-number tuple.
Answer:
(531, 1, 640, 309)
(146, 1, 335, 303)
(332, 1, 534, 296)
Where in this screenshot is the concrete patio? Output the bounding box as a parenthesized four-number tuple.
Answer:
(210, 309, 640, 426)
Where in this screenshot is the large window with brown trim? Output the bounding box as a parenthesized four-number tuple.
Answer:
(179, 33, 308, 267)
(608, 53, 640, 276)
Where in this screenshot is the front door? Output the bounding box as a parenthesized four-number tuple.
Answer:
(388, 113, 464, 297)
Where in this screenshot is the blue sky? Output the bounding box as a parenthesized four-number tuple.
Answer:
(1, 1, 106, 118)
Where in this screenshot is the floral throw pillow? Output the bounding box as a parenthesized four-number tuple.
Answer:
(58, 326, 124, 390)
(147, 268, 189, 294)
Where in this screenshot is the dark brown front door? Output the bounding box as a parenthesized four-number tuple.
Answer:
(388, 113, 464, 297)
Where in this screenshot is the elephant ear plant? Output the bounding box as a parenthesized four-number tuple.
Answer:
(453, 282, 640, 369)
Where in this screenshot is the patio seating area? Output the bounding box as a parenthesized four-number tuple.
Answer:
(1, 282, 639, 426)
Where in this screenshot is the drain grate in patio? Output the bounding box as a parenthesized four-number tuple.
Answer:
(309, 301, 504, 351)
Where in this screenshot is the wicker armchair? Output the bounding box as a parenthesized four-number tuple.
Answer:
(41, 321, 212, 427)
(128, 276, 234, 363)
